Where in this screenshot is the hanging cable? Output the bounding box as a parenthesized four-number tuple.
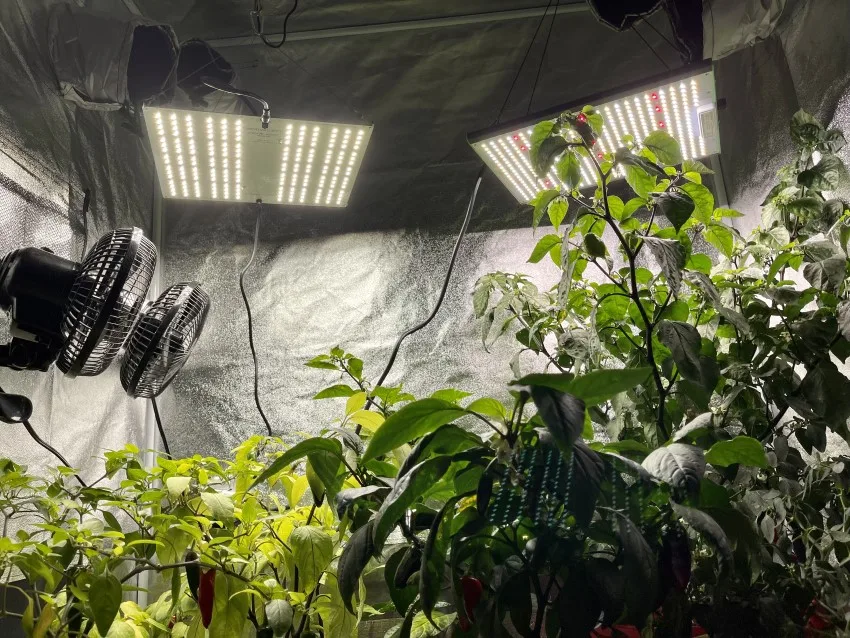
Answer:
(632, 23, 671, 70)
(643, 17, 678, 54)
(359, 167, 485, 423)
(0, 384, 86, 487)
(150, 397, 171, 456)
(251, 0, 300, 49)
(527, 0, 560, 115)
(201, 78, 271, 128)
(79, 189, 91, 261)
(240, 202, 273, 436)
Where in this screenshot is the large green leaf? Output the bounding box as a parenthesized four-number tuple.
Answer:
(556, 150, 581, 190)
(624, 164, 656, 199)
(705, 436, 767, 468)
(208, 574, 249, 638)
(90, 572, 122, 635)
(265, 600, 293, 637)
(362, 400, 468, 464)
(530, 386, 585, 451)
(790, 109, 823, 146)
(657, 320, 718, 391)
(517, 368, 651, 406)
(803, 257, 845, 293)
(250, 438, 343, 489)
(373, 456, 451, 551)
(656, 189, 695, 232)
(421, 497, 463, 623)
(314, 573, 362, 638)
(641, 443, 705, 494)
(200, 492, 234, 520)
(798, 154, 843, 190)
(338, 520, 375, 613)
(528, 234, 561, 263)
(397, 424, 481, 478)
(290, 526, 334, 592)
(679, 181, 714, 224)
(313, 385, 357, 400)
(644, 130, 683, 165)
(703, 222, 735, 258)
(618, 516, 658, 627)
(671, 504, 732, 569)
(530, 190, 560, 229)
(642, 236, 686, 292)
(531, 136, 568, 177)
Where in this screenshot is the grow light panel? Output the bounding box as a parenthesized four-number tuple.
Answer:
(143, 107, 373, 207)
(468, 64, 721, 203)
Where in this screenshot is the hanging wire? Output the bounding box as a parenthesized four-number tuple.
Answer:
(150, 397, 171, 456)
(632, 23, 671, 70)
(643, 17, 678, 53)
(79, 188, 91, 261)
(492, 0, 555, 126)
(526, 0, 561, 116)
(240, 202, 274, 436)
(0, 384, 86, 487)
(251, 0, 300, 49)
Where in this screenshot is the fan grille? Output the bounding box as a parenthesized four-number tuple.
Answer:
(121, 283, 210, 398)
(58, 228, 157, 376)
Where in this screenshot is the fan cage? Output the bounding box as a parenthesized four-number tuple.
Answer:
(121, 282, 210, 399)
(58, 228, 157, 376)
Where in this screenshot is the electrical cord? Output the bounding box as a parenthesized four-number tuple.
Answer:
(201, 79, 271, 128)
(240, 203, 274, 436)
(251, 0, 299, 49)
(360, 167, 485, 420)
(150, 397, 171, 456)
(0, 383, 87, 487)
(632, 23, 671, 70)
(80, 189, 91, 261)
(527, 0, 560, 116)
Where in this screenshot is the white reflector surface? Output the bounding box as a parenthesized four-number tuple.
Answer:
(144, 108, 373, 207)
(470, 70, 720, 203)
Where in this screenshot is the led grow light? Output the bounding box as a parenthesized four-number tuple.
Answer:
(144, 107, 373, 207)
(468, 64, 721, 203)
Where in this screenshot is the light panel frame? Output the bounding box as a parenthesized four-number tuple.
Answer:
(468, 63, 721, 203)
(144, 107, 373, 207)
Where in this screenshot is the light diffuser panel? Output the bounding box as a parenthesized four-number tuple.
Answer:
(144, 107, 373, 207)
(468, 65, 721, 203)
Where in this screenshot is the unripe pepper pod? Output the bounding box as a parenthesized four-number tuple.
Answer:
(184, 550, 200, 601)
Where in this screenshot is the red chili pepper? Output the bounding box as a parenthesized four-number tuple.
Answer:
(460, 576, 483, 629)
(198, 568, 216, 628)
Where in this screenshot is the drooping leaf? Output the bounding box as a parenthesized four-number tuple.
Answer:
(643, 236, 686, 292)
(529, 386, 585, 451)
(557, 151, 582, 190)
(657, 320, 700, 381)
(362, 400, 468, 463)
(90, 572, 123, 635)
(313, 384, 357, 400)
(655, 189, 695, 231)
(644, 130, 683, 165)
(528, 234, 561, 263)
(642, 443, 705, 495)
(531, 136, 569, 177)
(837, 300, 850, 340)
(684, 271, 721, 304)
(531, 189, 560, 229)
(517, 368, 651, 406)
(671, 503, 733, 570)
(265, 600, 294, 637)
(373, 456, 451, 551)
(583, 233, 607, 258)
(338, 520, 375, 613)
(618, 515, 659, 628)
(705, 436, 768, 468)
(803, 257, 845, 293)
(682, 159, 713, 174)
(397, 424, 482, 478)
(289, 526, 334, 593)
(335, 486, 389, 519)
(615, 149, 667, 177)
(250, 438, 343, 489)
(798, 154, 843, 190)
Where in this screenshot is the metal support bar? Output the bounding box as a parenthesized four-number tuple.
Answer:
(208, 3, 588, 48)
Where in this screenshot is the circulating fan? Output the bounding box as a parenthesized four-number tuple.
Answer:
(0, 227, 211, 476)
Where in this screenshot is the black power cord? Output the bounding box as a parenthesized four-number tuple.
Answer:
(0, 383, 86, 487)
(150, 397, 171, 456)
(359, 167, 485, 421)
(240, 203, 274, 436)
(250, 0, 299, 49)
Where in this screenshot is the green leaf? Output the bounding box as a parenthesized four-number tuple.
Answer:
(657, 320, 717, 391)
(713, 207, 743, 219)
(373, 456, 452, 551)
(624, 164, 656, 199)
(671, 504, 732, 569)
(409, 610, 456, 638)
(313, 385, 357, 400)
(200, 492, 235, 520)
(798, 154, 843, 190)
(615, 148, 667, 177)
(530, 190, 560, 229)
(250, 438, 343, 489)
(644, 130, 683, 165)
(803, 257, 845, 293)
(91, 572, 122, 635)
(499, 570, 533, 635)
(531, 121, 555, 148)
(686, 253, 712, 275)
(472, 281, 490, 318)
(703, 222, 734, 258)
(556, 151, 582, 190)
(531, 137, 568, 177)
(584, 233, 607, 258)
(682, 159, 713, 174)
(338, 520, 375, 613)
(165, 476, 192, 500)
(307, 448, 344, 501)
(617, 516, 658, 627)
(548, 200, 568, 229)
(362, 399, 468, 464)
(420, 497, 462, 624)
(518, 368, 651, 406)
(290, 526, 333, 592)
(643, 236, 686, 291)
(790, 109, 823, 146)
(656, 189, 695, 231)
(397, 424, 481, 478)
(641, 443, 705, 494)
(430, 388, 472, 403)
(838, 300, 850, 340)
(265, 600, 293, 637)
(528, 234, 561, 263)
(608, 195, 625, 220)
(466, 398, 506, 420)
(679, 182, 714, 224)
(530, 386, 586, 451)
(705, 436, 768, 468)
(208, 574, 248, 638)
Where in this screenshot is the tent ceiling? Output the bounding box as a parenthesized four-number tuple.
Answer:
(118, 0, 682, 237)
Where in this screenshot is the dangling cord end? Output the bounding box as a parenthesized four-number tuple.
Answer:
(151, 397, 171, 457)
